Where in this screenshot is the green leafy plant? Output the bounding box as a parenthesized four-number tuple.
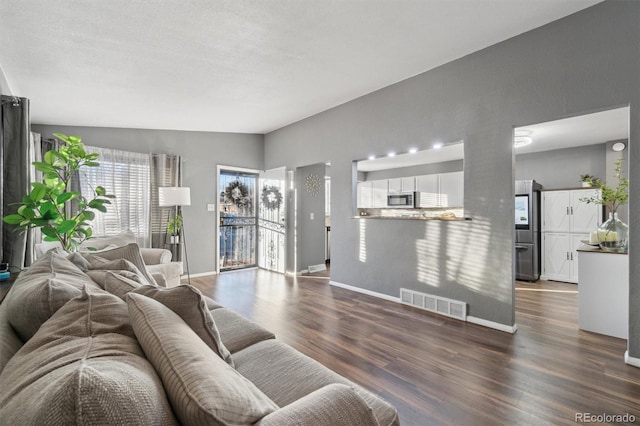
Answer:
(167, 214, 183, 236)
(580, 174, 596, 183)
(2, 133, 115, 252)
(580, 158, 629, 214)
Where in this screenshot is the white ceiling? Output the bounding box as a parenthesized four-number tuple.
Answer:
(0, 1, 602, 134)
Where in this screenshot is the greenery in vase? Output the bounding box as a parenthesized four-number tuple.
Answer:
(579, 158, 629, 214)
(2, 133, 115, 252)
(167, 214, 183, 236)
(579, 174, 596, 183)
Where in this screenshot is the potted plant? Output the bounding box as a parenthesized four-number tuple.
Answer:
(167, 214, 183, 244)
(580, 158, 629, 252)
(580, 174, 596, 187)
(3, 133, 115, 252)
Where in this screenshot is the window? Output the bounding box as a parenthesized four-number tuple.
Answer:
(79, 146, 150, 246)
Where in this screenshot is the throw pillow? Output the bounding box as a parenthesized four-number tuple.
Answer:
(79, 229, 136, 251)
(0, 286, 178, 425)
(86, 258, 149, 288)
(104, 271, 143, 299)
(127, 293, 278, 425)
(3, 251, 101, 342)
(83, 243, 157, 286)
(131, 283, 233, 366)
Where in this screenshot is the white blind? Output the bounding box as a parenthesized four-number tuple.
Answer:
(79, 146, 151, 246)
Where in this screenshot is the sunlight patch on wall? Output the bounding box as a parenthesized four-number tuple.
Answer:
(416, 222, 442, 288)
(359, 219, 367, 263)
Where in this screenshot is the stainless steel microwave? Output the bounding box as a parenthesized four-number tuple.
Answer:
(387, 193, 415, 208)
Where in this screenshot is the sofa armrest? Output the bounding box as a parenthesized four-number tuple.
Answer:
(256, 384, 379, 426)
(139, 248, 172, 265)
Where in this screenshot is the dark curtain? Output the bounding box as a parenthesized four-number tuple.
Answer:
(149, 154, 182, 257)
(1, 96, 33, 271)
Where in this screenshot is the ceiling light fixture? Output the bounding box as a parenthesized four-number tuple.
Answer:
(388, 152, 396, 157)
(368, 155, 375, 160)
(409, 147, 418, 154)
(612, 142, 626, 152)
(433, 142, 443, 149)
(513, 130, 533, 148)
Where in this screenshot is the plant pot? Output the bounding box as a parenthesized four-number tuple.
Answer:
(582, 182, 592, 187)
(597, 212, 628, 253)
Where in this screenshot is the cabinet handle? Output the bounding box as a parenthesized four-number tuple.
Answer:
(567, 252, 570, 260)
(566, 207, 570, 215)
(571, 207, 573, 215)
(570, 252, 573, 261)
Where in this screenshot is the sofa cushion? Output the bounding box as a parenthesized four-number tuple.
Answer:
(233, 339, 399, 426)
(211, 307, 275, 354)
(79, 229, 137, 250)
(102, 274, 233, 365)
(83, 243, 157, 285)
(0, 287, 178, 425)
(147, 261, 183, 288)
(86, 257, 150, 288)
(128, 293, 278, 425)
(0, 302, 23, 375)
(2, 251, 101, 342)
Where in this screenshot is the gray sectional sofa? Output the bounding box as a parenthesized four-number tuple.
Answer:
(0, 248, 399, 425)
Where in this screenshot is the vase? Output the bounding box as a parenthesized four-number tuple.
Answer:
(597, 212, 628, 253)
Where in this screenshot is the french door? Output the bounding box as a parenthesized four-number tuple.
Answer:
(258, 168, 286, 273)
(219, 170, 257, 271)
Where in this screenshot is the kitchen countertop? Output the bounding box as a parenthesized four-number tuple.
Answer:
(577, 244, 628, 255)
(353, 215, 472, 221)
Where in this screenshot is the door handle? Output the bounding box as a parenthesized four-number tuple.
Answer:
(515, 245, 528, 250)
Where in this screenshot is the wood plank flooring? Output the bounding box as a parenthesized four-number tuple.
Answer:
(191, 270, 640, 425)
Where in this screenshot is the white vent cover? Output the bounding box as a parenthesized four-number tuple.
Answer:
(400, 288, 467, 321)
(308, 263, 327, 273)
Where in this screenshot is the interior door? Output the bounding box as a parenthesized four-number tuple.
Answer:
(258, 168, 286, 273)
(219, 170, 257, 271)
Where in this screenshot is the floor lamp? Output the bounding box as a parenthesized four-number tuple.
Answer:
(159, 187, 191, 285)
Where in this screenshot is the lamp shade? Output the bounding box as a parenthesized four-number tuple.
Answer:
(159, 187, 191, 207)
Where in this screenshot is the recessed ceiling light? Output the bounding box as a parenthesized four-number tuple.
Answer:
(388, 152, 396, 157)
(612, 142, 626, 152)
(409, 147, 418, 154)
(514, 130, 533, 148)
(433, 142, 443, 149)
(368, 155, 375, 160)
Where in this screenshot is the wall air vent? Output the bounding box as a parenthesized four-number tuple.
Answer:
(399, 288, 467, 321)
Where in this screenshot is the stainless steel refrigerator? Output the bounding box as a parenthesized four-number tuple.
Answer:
(515, 180, 542, 281)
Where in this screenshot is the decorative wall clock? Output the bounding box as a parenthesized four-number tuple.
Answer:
(304, 173, 322, 196)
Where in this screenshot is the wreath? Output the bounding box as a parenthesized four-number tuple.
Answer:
(224, 180, 250, 207)
(261, 185, 283, 211)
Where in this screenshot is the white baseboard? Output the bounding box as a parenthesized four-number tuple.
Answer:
(184, 271, 218, 278)
(467, 316, 518, 334)
(330, 281, 517, 333)
(329, 281, 401, 303)
(624, 350, 640, 368)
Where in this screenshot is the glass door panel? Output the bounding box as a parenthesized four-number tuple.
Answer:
(258, 168, 286, 273)
(219, 171, 257, 271)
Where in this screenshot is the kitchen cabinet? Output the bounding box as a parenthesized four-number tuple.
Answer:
(541, 188, 601, 283)
(357, 182, 372, 208)
(416, 175, 439, 207)
(439, 171, 463, 207)
(542, 189, 600, 233)
(372, 180, 388, 208)
(388, 178, 402, 193)
(401, 176, 416, 193)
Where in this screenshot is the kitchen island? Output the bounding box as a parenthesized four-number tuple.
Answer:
(577, 245, 628, 339)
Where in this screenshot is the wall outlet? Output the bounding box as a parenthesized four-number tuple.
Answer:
(207, 204, 216, 212)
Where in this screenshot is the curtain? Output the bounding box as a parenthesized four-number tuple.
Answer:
(149, 154, 181, 255)
(80, 146, 151, 247)
(1, 95, 34, 270)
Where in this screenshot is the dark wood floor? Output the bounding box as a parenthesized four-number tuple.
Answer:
(191, 270, 640, 426)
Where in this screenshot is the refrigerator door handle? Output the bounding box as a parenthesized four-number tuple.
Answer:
(515, 245, 528, 250)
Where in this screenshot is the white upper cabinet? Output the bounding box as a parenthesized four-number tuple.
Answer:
(570, 189, 601, 233)
(388, 178, 402, 194)
(372, 180, 389, 208)
(416, 174, 439, 207)
(401, 176, 416, 193)
(542, 189, 601, 233)
(439, 171, 464, 207)
(357, 181, 372, 208)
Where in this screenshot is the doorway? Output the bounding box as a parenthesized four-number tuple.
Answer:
(219, 169, 257, 271)
(257, 168, 286, 273)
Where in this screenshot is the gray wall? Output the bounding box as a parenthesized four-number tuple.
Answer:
(515, 144, 606, 189)
(295, 162, 327, 272)
(31, 124, 264, 275)
(264, 0, 640, 348)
